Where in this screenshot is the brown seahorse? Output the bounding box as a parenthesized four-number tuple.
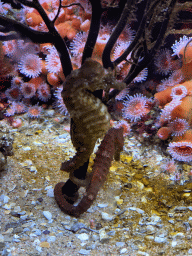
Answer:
(60, 58, 125, 177)
(54, 127, 124, 217)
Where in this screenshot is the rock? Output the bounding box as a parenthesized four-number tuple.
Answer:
(101, 212, 114, 221)
(0, 234, 4, 242)
(43, 211, 52, 222)
(137, 251, 149, 256)
(0, 195, 10, 204)
(99, 228, 110, 243)
(173, 206, 188, 212)
(128, 207, 145, 214)
(29, 166, 37, 173)
(33, 141, 43, 146)
(46, 188, 54, 197)
(23, 159, 33, 166)
(47, 236, 56, 243)
(97, 203, 108, 208)
(36, 246, 42, 253)
(116, 242, 125, 247)
(154, 236, 167, 243)
(45, 110, 55, 117)
(40, 241, 50, 248)
(120, 248, 127, 254)
(171, 232, 185, 238)
(172, 240, 177, 247)
(70, 222, 87, 233)
(34, 229, 42, 236)
(114, 196, 123, 205)
(58, 134, 68, 139)
(76, 233, 89, 241)
(22, 146, 31, 151)
(78, 249, 91, 255)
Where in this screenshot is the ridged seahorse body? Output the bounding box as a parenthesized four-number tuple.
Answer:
(61, 58, 125, 173)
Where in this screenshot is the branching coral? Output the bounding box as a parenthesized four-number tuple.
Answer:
(54, 126, 124, 217)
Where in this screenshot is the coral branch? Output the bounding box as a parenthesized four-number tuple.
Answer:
(102, 0, 135, 69)
(0, 15, 51, 43)
(54, 127, 124, 217)
(82, 0, 103, 64)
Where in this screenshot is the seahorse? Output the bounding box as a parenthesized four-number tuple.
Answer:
(60, 58, 125, 175)
(54, 127, 124, 217)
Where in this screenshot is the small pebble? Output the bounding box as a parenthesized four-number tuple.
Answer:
(22, 146, 31, 151)
(78, 249, 91, 255)
(43, 211, 52, 222)
(33, 141, 43, 146)
(107, 230, 116, 236)
(43, 230, 50, 235)
(137, 252, 149, 256)
(3, 203, 14, 210)
(0, 195, 9, 204)
(36, 246, 42, 253)
(0, 234, 4, 242)
(34, 229, 42, 236)
(97, 203, 108, 208)
(56, 138, 69, 144)
(23, 159, 33, 166)
(29, 166, 37, 173)
(46, 188, 54, 197)
(70, 222, 87, 232)
(172, 232, 185, 238)
(101, 212, 114, 221)
(58, 134, 68, 139)
(99, 228, 110, 243)
(47, 236, 56, 243)
(116, 242, 125, 247)
(76, 233, 89, 241)
(172, 240, 177, 247)
(120, 248, 127, 254)
(154, 236, 167, 243)
(40, 241, 50, 248)
(33, 238, 40, 245)
(45, 110, 55, 117)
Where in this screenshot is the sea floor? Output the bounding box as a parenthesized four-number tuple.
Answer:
(0, 109, 192, 256)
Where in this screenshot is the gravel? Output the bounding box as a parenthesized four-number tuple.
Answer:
(0, 111, 192, 255)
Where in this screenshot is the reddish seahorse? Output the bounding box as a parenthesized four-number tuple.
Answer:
(54, 127, 124, 217)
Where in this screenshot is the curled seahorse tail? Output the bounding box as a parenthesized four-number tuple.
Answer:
(54, 127, 124, 217)
(54, 182, 81, 218)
